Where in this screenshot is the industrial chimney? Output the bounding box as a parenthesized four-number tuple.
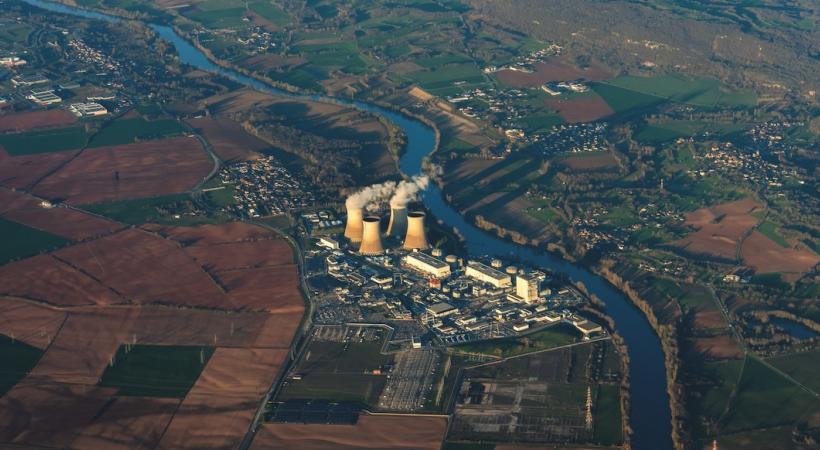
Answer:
(359, 216, 384, 255)
(387, 206, 408, 238)
(344, 207, 364, 242)
(403, 211, 429, 250)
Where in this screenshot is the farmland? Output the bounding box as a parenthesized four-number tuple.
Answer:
(0, 110, 77, 133)
(0, 216, 70, 265)
(0, 335, 43, 396)
(32, 136, 212, 205)
(0, 126, 89, 155)
(87, 117, 187, 148)
(99, 344, 215, 397)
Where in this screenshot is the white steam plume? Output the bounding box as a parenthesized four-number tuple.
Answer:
(345, 181, 397, 211)
(390, 175, 429, 208)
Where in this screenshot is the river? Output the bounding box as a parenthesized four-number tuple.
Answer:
(21, 1, 674, 448)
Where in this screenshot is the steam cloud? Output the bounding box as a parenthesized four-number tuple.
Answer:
(390, 175, 429, 208)
(345, 175, 429, 211)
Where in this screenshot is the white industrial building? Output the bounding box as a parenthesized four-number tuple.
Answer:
(69, 102, 108, 117)
(27, 90, 61, 106)
(404, 252, 451, 279)
(516, 271, 545, 303)
(426, 302, 457, 318)
(465, 261, 511, 288)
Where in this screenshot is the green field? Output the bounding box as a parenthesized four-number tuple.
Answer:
(406, 63, 487, 93)
(594, 384, 623, 445)
(277, 336, 393, 406)
(0, 127, 89, 155)
(88, 118, 186, 148)
(591, 82, 664, 115)
(721, 356, 820, 432)
(766, 350, 820, 393)
(82, 194, 193, 224)
(0, 22, 32, 44)
(0, 335, 44, 396)
(605, 75, 757, 109)
(0, 217, 70, 265)
(452, 323, 580, 358)
(183, 5, 247, 29)
(519, 112, 563, 133)
(757, 221, 789, 248)
(99, 344, 214, 397)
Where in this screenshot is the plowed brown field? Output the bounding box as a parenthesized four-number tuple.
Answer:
(0, 149, 79, 189)
(187, 117, 267, 162)
(0, 255, 124, 307)
(547, 95, 614, 123)
(496, 59, 610, 88)
(156, 348, 288, 450)
(251, 415, 448, 450)
(740, 231, 818, 274)
(33, 137, 211, 205)
(0, 110, 77, 132)
(0, 298, 66, 349)
(0, 189, 122, 240)
(69, 397, 180, 450)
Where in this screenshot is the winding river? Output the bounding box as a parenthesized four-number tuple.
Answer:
(22, 1, 674, 448)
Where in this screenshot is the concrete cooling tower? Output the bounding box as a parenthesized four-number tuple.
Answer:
(387, 207, 408, 238)
(344, 207, 364, 242)
(403, 211, 429, 250)
(359, 216, 384, 255)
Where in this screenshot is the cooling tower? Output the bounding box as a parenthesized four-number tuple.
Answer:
(344, 207, 364, 242)
(359, 216, 384, 255)
(387, 207, 408, 238)
(403, 211, 429, 250)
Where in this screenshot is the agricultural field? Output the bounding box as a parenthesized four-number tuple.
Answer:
(635, 120, 750, 144)
(33, 136, 211, 205)
(0, 110, 78, 133)
(87, 118, 187, 148)
(0, 335, 43, 396)
(99, 344, 215, 397)
(765, 350, 820, 393)
(0, 126, 90, 155)
(0, 219, 304, 449)
(0, 216, 70, 265)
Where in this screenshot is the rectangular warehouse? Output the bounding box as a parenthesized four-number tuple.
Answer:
(465, 261, 511, 288)
(404, 252, 451, 279)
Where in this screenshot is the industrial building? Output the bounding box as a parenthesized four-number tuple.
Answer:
(516, 271, 545, 303)
(426, 302, 457, 318)
(26, 90, 61, 106)
(465, 261, 511, 288)
(68, 102, 108, 117)
(403, 252, 451, 279)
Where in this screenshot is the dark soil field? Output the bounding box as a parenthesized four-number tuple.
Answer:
(156, 348, 288, 450)
(496, 59, 611, 88)
(671, 198, 761, 262)
(740, 231, 818, 275)
(69, 396, 181, 450)
(554, 152, 620, 171)
(0, 298, 66, 349)
(0, 148, 79, 189)
(546, 95, 614, 123)
(53, 228, 227, 308)
(0, 255, 125, 307)
(187, 117, 268, 162)
(32, 136, 211, 205)
(0, 189, 122, 240)
(251, 415, 449, 450)
(0, 110, 77, 132)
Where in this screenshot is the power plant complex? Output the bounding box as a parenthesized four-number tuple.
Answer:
(345, 204, 429, 255)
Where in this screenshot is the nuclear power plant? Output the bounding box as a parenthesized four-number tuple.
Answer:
(403, 212, 429, 250)
(387, 206, 408, 238)
(344, 206, 364, 242)
(358, 216, 385, 255)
